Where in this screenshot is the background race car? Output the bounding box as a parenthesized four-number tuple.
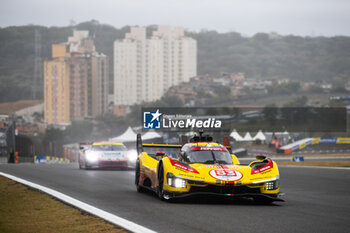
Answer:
(79, 142, 132, 169)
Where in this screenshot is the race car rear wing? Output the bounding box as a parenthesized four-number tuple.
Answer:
(137, 133, 182, 158)
(136, 133, 232, 156)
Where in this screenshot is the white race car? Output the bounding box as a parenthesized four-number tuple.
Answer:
(79, 142, 132, 169)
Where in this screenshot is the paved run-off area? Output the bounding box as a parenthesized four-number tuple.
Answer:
(1, 163, 350, 233)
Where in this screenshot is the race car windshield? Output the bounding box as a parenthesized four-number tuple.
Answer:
(187, 150, 233, 164)
(91, 145, 127, 151)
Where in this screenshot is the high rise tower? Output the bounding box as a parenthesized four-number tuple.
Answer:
(113, 26, 197, 106)
(44, 31, 108, 125)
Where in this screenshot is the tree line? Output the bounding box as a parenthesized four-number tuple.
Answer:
(1, 20, 350, 103)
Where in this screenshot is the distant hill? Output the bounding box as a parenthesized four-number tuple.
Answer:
(0, 20, 350, 103)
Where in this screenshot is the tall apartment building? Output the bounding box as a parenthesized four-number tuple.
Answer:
(43, 44, 71, 124)
(114, 26, 197, 106)
(44, 31, 108, 125)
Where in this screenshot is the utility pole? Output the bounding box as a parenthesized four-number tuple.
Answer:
(32, 29, 42, 100)
(6, 117, 16, 163)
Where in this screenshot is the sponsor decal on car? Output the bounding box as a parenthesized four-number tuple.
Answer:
(205, 165, 221, 168)
(191, 146, 228, 151)
(251, 160, 273, 174)
(209, 169, 243, 181)
(169, 158, 199, 174)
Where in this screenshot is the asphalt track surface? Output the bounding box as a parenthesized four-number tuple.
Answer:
(240, 156, 350, 162)
(1, 163, 350, 233)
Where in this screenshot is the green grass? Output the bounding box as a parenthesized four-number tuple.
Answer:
(0, 176, 125, 233)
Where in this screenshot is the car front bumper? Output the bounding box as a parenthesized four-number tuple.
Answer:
(86, 159, 134, 169)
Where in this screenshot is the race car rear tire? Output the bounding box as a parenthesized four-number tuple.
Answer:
(135, 161, 146, 193)
(157, 164, 166, 200)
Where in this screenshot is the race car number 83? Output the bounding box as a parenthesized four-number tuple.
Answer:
(215, 170, 236, 176)
(209, 169, 243, 181)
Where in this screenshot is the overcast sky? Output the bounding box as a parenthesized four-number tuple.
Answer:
(1, 0, 350, 36)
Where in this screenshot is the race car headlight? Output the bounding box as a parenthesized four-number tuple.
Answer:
(266, 179, 279, 190)
(173, 178, 186, 188)
(85, 151, 99, 162)
(128, 149, 138, 162)
(266, 182, 274, 190)
(167, 173, 186, 189)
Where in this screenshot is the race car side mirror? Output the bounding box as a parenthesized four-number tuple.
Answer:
(256, 154, 266, 160)
(231, 154, 240, 165)
(156, 152, 166, 157)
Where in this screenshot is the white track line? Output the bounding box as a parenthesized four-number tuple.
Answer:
(0, 172, 156, 233)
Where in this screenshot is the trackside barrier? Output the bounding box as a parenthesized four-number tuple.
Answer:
(34, 156, 47, 164)
(336, 138, 350, 144)
(320, 138, 337, 143)
(34, 156, 70, 164)
(278, 138, 313, 154)
(291, 156, 304, 162)
(312, 138, 320, 145)
(278, 137, 350, 154)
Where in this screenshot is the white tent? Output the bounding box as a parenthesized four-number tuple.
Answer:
(253, 130, 266, 141)
(230, 129, 244, 141)
(142, 131, 162, 141)
(109, 127, 137, 143)
(242, 132, 253, 141)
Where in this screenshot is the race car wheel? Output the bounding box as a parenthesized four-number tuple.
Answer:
(157, 164, 166, 200)
(82, 159, 89, 170)
(78, 156, 83, 169)
(81, 160, 88, 170)
(135, 161, 146, 193)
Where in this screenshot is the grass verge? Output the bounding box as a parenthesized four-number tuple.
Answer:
(0, 176, 125, 233)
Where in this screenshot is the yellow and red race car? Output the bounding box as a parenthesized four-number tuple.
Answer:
(135, 133, 284, 203)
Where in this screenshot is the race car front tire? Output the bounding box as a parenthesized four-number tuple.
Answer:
(78, 156, 83, 169)
(157, 163, 166, 200)
(135, 161, 146, 193)
(79, 159, 88, 170)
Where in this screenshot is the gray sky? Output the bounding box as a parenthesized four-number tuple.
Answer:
(1, 0, 350, 36)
